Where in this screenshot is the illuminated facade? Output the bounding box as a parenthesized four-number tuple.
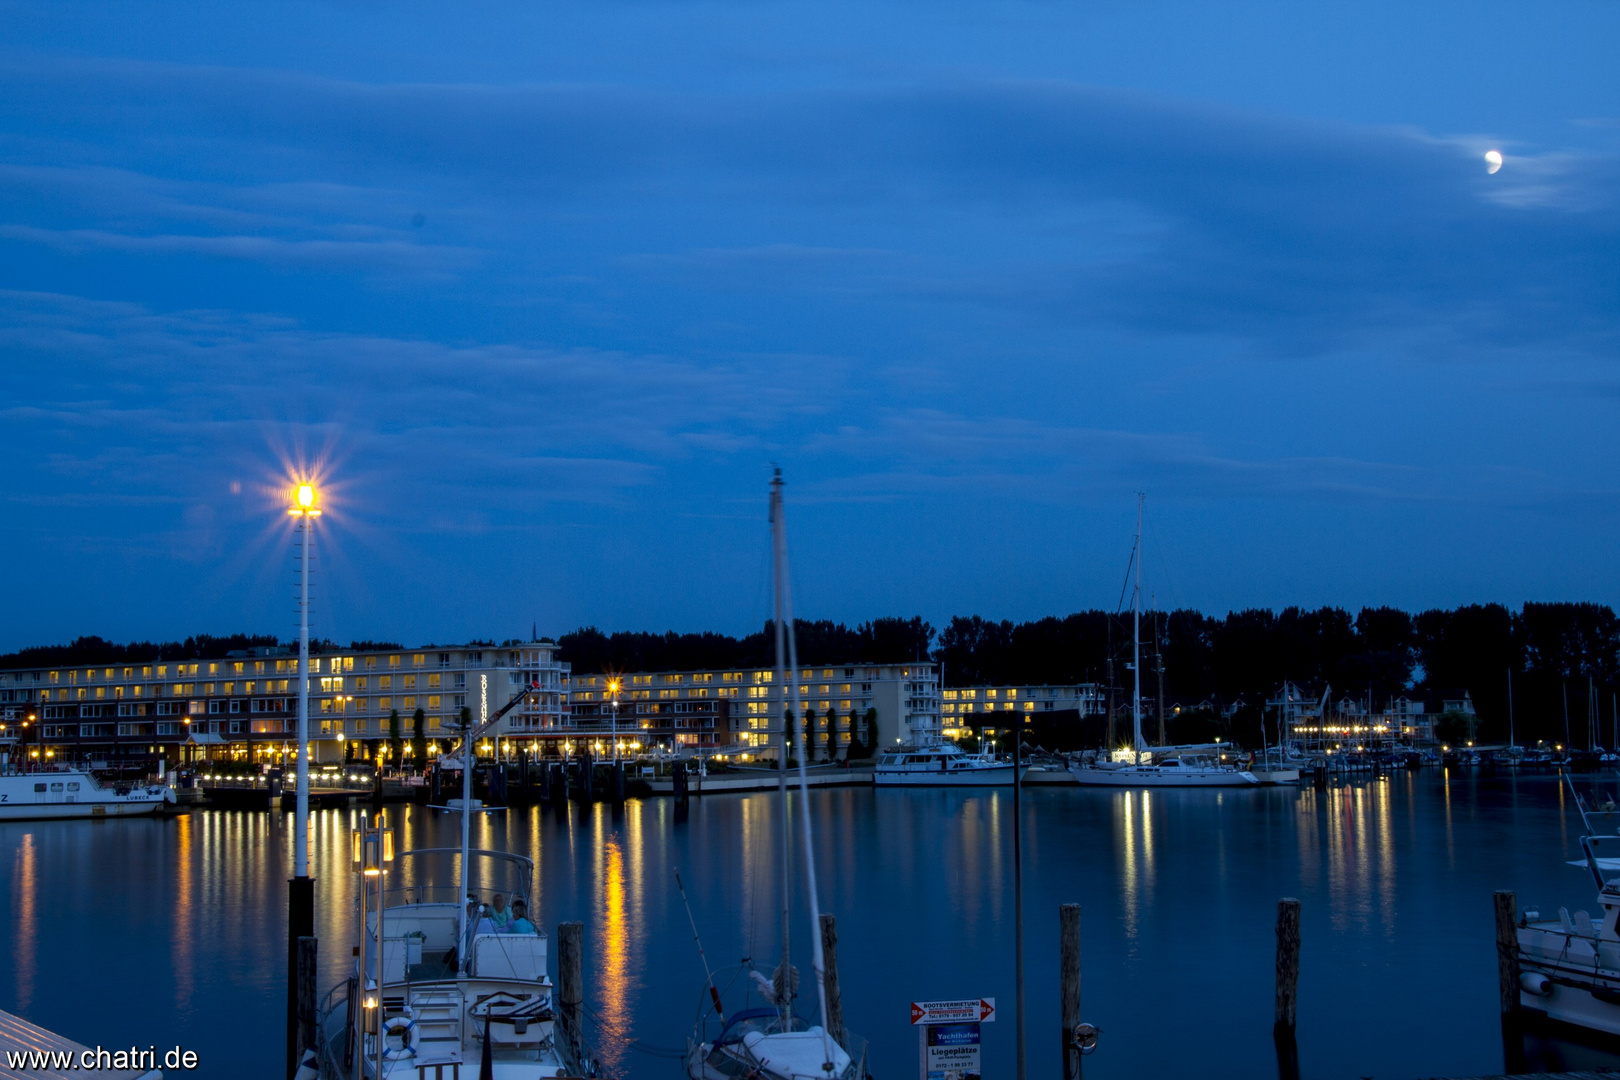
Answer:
(940, 684, 1104, 739)
(569, 662, 942, 755)
(0, 640, 569, 766)
(1270, 680, 1461, 746)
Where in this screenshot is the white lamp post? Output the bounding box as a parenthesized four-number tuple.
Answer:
(285, 480, 320, 1078)
(289, 482, 320, 876)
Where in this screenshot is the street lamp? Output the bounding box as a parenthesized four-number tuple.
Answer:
(607, 678, 621, 766)
(285, 478, 321, 1076)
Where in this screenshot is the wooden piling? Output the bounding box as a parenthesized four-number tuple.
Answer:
(1274, 898, 1301, 1034)
(1060, 903, 1081, 1080)
(1494, 890, 1520, 1018)
(820, 913, 846, 1047)
(558, 920, 584, 1068)
(296, 935, 317, 1058)
(1273, 898, 1302, 1080)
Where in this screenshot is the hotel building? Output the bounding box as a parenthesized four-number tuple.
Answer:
(0, 640, 569, 766)
(569, 661, 942, 756)
(940, 684, 1105, 739)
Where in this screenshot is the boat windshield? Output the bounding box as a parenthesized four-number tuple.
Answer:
(713, 1007, 811, 1047)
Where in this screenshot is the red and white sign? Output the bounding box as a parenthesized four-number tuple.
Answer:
(910, 998, 996, 1025)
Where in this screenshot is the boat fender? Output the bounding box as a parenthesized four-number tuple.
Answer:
(1519, 972, 1552, 997)
(382, 1009, 417, 1058)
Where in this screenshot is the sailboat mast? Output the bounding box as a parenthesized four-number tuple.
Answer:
(1133, 493, 1143, 763)
(771, 470, 836, 1062)
(1507, 667, 1515, 749)
(457, 707, 474, 974)
(770, 472, 792, 1020)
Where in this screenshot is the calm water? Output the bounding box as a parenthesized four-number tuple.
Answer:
(4, 772, 1619, 1079)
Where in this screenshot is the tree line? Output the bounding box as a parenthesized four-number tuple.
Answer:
(559, 603, 1620, 748)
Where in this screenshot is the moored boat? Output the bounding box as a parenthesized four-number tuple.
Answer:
(873, 742, 1019, 786)
(1513, 779, 1620, 1037)
(317, 686, 598, 1079)
(1070, 747, 1259, 788)
(0, 768, 175, 820)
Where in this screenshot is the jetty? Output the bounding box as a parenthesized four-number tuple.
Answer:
(645, 763, 870, 794)
(0, 1007, 162, 1079)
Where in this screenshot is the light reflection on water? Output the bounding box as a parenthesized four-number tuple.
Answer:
(1, 773, 1618, 1078)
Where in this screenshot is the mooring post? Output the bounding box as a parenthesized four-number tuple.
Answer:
(1274, 897, 1301, 1033)
(820, 913, 845, 1047)
(1060, 903, 1081, 1080)
(558, 920, 584, 1067)
(1494, 890, 1520, 1017)
(613, 760, 626, 803)
(1273, 897, 1302, 1080)
(296, 935, 318, 1058)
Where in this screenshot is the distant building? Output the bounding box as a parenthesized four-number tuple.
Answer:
(569, 662, 941, 756)
(0, 640, 568, 766)
(940, 684, 1103, 740)
(1269, 680, 1465, 747)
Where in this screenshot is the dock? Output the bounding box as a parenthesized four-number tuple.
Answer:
(0, 1007, 162, 1079)
(645, 765, 871, 794)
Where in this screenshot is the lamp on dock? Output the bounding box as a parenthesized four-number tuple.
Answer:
(286, 478, 322, 1080)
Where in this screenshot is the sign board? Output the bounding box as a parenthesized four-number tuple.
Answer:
(924, 1022, 982, 1080)
(910, 999, 996, 1026)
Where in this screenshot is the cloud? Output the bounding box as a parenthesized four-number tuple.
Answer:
(1, 56, 1615, 363)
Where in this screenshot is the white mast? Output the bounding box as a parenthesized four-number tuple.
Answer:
(456, 680, 482, 975)
(771, 469, 835, 1064)
(770, 473, 793, 1020)
(1133, 493, 1144, 764)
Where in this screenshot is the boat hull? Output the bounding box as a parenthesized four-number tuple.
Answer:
(1068, 765, 1260, 788)
(0, 799, 171, 821)
(0, 772, 175, 821)
(1250, 768, 1301, 785)
(1518, 922, 1620, 1038)
(873, 764, 1020, 787)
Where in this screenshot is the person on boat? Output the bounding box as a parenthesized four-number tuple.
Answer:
(489, 893, 512, 929)
(508, 900, 537, 935)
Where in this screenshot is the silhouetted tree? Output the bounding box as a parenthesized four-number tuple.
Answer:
(411, 708, 427, 767)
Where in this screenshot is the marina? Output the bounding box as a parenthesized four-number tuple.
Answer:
(6, 769, 1620, 1078)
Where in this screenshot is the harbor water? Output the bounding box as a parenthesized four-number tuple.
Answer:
(5, 770, 1619, 1078)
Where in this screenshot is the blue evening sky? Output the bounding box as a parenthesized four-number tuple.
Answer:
(1, 1, 1616, 650)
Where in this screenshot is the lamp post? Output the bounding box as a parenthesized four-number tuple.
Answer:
(608, 678, 621, 765)
(286, 480, 321, 1079)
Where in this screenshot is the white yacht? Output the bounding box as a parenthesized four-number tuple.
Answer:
(0, 768, 175, 820)
(873, 743, 1019, 787)
(1513, 780, 1620, 1036)
(1070, 746, 1259, 788)
(1248, 747, 1302, 785)
(319, 693, 597, 1079)
(1069, 496, 1259, 790)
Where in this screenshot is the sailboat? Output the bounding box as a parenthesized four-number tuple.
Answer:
(686, 471, 867, 1080)
(316, 682, 599, 1078)
(1069, 495, 1259, 789)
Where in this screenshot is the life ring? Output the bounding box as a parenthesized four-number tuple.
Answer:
(382, 1009, 417, 1059)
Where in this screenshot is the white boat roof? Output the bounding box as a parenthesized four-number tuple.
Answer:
(0, 1008, 161, 1079)
(742, 1027, 852, 1079)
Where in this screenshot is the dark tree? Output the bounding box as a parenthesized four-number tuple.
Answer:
(387, 709, 403, 766)
(411, 707, 427, 766)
